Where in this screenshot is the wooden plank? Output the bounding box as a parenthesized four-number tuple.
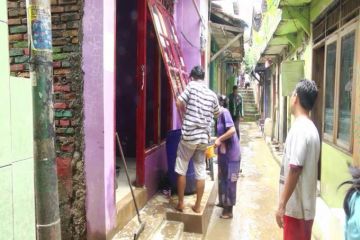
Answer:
(209, 22, 244, 33)
(353, 21, 360, 166)
(210, 33, 242, 62)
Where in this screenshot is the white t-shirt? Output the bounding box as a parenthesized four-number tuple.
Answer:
(279, 116, 320, 220)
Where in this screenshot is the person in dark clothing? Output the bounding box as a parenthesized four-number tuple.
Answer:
(227, 85, 243, 139)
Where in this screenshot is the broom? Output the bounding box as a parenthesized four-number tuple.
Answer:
(116, 132, 145, 240)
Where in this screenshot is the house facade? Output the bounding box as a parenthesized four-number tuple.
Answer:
(251, 0, 360, 238)
(4, 0, 212, 239)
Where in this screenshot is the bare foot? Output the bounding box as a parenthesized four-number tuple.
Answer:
(191, 205, 201, 213)
(175, 203, 184, 212)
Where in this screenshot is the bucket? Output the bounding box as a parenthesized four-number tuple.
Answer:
(166, 129, 196, 195)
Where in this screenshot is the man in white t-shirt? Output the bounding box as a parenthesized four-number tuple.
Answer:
(276, 79, 320, 240)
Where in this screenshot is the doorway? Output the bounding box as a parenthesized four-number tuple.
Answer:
(115, 1, 175, 201)
(115, 1, 138, 200)
(312, 45, 325, 180)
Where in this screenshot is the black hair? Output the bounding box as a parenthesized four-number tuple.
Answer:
(233, 85, 238, 91)
(295, 79, 318, 111)
(190, 66, 205, 80)
(339, 167, 360, 217)
(218, 94, 227, 108)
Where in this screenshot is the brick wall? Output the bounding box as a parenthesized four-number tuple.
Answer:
(7, 0, 86, 239)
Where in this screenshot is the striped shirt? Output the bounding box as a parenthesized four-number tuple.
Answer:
(178, 80, 220, 145)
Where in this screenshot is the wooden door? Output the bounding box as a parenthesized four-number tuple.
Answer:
(312, 46, 325, 139)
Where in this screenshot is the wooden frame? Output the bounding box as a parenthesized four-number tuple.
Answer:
(322, 35, 338, 143)
(320, 21, 358, 154)
(335, 23, 357, 151)
(147, 0, 189, 100)
(353, 20, 360, 166)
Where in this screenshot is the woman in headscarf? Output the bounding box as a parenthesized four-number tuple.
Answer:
(340, 167, 360, 240)
(215, 95, 241, 219)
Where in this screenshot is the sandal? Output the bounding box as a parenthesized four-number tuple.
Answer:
(220, 213, 233, 219)
(215, 203, 224, 208)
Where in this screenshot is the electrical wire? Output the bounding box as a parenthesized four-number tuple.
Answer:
(181, 31, 201, 50)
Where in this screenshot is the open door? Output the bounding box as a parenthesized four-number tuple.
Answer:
(147, 0, 189, 99)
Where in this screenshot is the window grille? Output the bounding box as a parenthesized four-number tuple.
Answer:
(312, 0, 359, 43)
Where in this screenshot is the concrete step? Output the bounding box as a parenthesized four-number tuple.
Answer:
(166, 181, 217, 234)
(244, 111, 259, 116)
(113, 217, 164, 240)
(182, 232, 203, 240)
(244, 106, 258, 110)
(243, 115, 260, 122)
(241, 94, 255, 97)
(115, 188, 148, 231)
(244, 108, 259, 112)
(151, 220, 184, 240)
(113, 176, 216, 239)
(112, 192, 168, 240)
(238, 88, 254, 93)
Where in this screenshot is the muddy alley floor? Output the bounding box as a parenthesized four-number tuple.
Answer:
(205, 122, 282, 240)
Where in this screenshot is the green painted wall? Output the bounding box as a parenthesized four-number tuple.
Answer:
(210, 39, 220, 93)
(226, 76, 236, 95)
(310, 0, 335, 22)
(0, 0, 36, 238)
(210, 61, 219, 93)
(302, 41, 313, 80)
(320, 143, 352, 208)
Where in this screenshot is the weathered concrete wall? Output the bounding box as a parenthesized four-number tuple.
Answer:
(7, 0, 86, 239)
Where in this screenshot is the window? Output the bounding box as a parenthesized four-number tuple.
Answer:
(337, 32, 355, 145)
(321, 25, 357, 152)
(148, 0, 189, 98)
(324, 43, 336, 136)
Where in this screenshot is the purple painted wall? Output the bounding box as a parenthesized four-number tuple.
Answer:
(145, 144, 168, 197)
(175, 0, 201, 71)
(83, 0, 116, 238)
(82, 1, 206, 237)
(172, 0, 205, 129)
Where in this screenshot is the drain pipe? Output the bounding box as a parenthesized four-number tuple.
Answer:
(26, 0, 62, 239)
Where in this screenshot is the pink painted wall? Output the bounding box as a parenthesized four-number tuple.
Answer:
(83, 0, 116, 238)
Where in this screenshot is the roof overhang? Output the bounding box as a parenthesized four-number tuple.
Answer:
(258, 0, 310, 63)
(209, 10, 246, 62)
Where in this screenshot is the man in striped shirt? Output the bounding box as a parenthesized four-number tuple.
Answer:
(175, 66, 220, 213)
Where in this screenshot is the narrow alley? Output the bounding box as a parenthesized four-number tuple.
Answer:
(1, 0, 359, 239)
(206, 122, 282, 240)
(112, 122, 283, 240)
